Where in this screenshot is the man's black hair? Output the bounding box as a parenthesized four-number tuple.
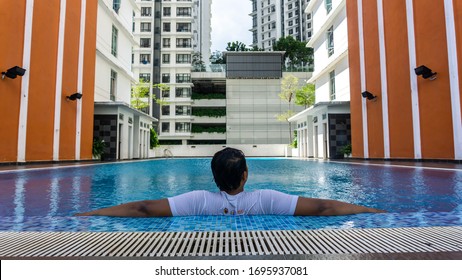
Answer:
(211, 147, 247, 192)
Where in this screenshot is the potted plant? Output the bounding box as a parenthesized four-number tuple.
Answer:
(92, 138, 106, 160)
(341, 143, 352, 158)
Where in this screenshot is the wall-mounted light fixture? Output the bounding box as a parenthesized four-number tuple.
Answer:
(414, 65, 437, 80)
(66, 92, 82, 101)
(361, 91, 377, 101)
(1, 66, 26, 80)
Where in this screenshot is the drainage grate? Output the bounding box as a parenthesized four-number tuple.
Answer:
(0, 226, 461, 258)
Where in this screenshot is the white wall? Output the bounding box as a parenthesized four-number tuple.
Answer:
(152, 144, 289, 158)
(311, 7, 348, 78)
(226, 72, 309, 145)
(95, 1, 136, 103)
(314, 56, 350, 102)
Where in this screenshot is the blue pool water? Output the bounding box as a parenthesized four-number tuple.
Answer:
(0, 158, 461, 232)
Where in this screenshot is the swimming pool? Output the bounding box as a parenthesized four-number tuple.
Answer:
(0, 158, 461, 232)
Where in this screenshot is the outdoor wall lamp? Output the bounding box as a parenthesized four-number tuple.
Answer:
(414, 65, 437, 80)
(361, 91, 377, 101)
(1, 66, 26, 80)
(66, 92, 83, 101)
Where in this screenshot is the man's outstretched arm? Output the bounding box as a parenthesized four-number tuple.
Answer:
(74, 199, 172, 217)
(294, 197, 385, 216)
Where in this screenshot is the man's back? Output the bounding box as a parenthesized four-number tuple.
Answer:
(168, 190, 298, 216)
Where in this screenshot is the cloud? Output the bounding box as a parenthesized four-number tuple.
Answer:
(211, 0, 252, 52)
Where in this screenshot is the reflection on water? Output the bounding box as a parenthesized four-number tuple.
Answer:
(0, 159, 461, 231)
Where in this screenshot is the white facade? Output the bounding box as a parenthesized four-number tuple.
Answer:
(94, 0, 155, 160)
(193, 0, 212, 66)
(95, 0, 138, 103)
(226, 72, 309, 145)
(250, 0, 313, 51)
(289, 0, 350, 159)
(307, 0, 349, 103)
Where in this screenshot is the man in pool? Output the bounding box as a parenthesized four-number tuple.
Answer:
(76, 147, 385, 217)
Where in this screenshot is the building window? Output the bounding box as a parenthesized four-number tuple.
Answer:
(110, 70, 117, 101)
(163, 7, 171, 16)
(162, 89, 170, 98)
(175, 106, 191, 116)
(176, 38, 191, 48)
(113, 0, 120, 14)
(175, 122, 191, 133)
(161, 123, 170, 133)
(162, 74, 170, 83)
(176, 54, 191, 63)
(140, 22, 151, 32)
(161, 106, 170, 116)
(163, 22, 171, 32)
(289, 20, 293, 26)
(141, 7, 152, 16)
(140, 54, 150, 64)
(329, 70, 336, 100)
(176, 74, 191, 83)
(162, 54, 170, 63)
(176, 87, 191, 98)
(325, 0, 332, 14)
(177, 7, 191, 16)
(162, 38, 171, 48)
(327, 26, 334, 57)
(139, 73, 150, 83)
(177, 23, 191, 32)
(111, 25, 118, 57)
(140, 38, 151, 48)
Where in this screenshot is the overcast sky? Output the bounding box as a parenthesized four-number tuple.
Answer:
(211, 0, 253, 52)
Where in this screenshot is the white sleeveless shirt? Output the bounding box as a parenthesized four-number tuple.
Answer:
(167, 190, 298, 216)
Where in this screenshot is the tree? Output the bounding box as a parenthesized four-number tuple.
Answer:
(152, 83, 170, 106)
(150, 128, 159, 148)
(131, 81, 170, 111)
(226, 41, 248, 51)
(210, 51, 225, 64)
(131, 79, 150, 110)
(295, 83, 315, 108)
(276, 74, 300, 143)
(272, 36, 314, 69)
(192, 52, 206, 72)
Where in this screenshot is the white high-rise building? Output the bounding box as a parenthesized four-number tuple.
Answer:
(250, 0, 313, 51)
(289, 0, 351, 159)
(132, 0, 212, 145)
(94, 0, 155, 160)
